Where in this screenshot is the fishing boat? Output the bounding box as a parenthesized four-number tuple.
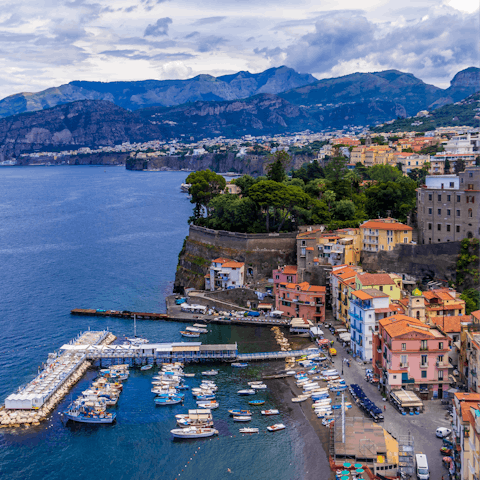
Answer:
(291, 395, 309, 403)
(196, 394, 216, 401)
(193, 323, 208, 329)
(228, 409, 252, 416)
(238, 389, 255, 396)
(201, 370, 218, 376)
(140, 364, 153, 371)
(154, 396, 183, 405)
(186, 326, 208, 334)
(183, 373, 195, 377)
(248, 400, 265, 406)
(63, 403, 116, 424)
(261, 409, 279, 416)
(180, 331, 200, 338)
(170, 427, 218, 439)
(251, 383, 267, 390)
(196, 401, 219, 409)
(233, 415, 252, 422)
(267, 424, 285, 432)
(231, 363, 248, 368)
(239, 427, 259, 434)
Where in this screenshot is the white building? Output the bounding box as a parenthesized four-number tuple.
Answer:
(205, 258, 245, 291)
(443, 133, 480, 155)
(349, 288, 394, 362)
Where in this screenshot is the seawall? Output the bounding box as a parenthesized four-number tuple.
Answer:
(174, 224, 297, 292)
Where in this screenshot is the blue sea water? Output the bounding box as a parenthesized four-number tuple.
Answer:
(0, 166, 306, 480)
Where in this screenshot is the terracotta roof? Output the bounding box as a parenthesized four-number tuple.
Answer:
(472, 310, 480, 322)
(221, 261, 244, 268)
(282, 265, 297, 275)
(375, 308, 394, 313)
(427, 304, 463, 311)
(430, 316, 467, 333)
(352, 290, 373, 300)
(357, 273, 395, 286)
(454, 392, 480, 402)
(306, 247, 314, 251)
(360, 220, 413, 231)
(460, 401, 480, 421)
(280, 282, 325, 293)
(334, 267, 357, 280)
(363, 288, 390, 298)
(388, 370, 405, 374)
(380, 314, 434, 339)
(213, 257, 232, 264)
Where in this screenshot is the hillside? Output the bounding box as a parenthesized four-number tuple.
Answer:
(0, 66, 316, 119)
(372, 92, 480, 133)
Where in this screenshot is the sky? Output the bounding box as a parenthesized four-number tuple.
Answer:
(0, 0, 478, 98)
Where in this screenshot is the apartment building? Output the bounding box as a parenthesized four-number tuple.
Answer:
(393, 152, 430, 174)
(359, 218, 413, 253)
(423, 288, 466, 323)
(372, 314, 451, 398)
(272, 265, 298, 296)
(465, 331, 480, 394)
(356, 272, 403, 301)
(330, 265, 359, 326)
(417, 167, 480, 243)
(205, 258, 245, 291)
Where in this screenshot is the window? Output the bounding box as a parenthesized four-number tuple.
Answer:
(469, 172, 473, 177)
(401, 343, 406, 350)
(275, 275, 279, 279)
(379, 286, 383, 291)
(438, 209, 441, 215)
(428, 223, 432, 230)
(390, 286, 393, 291)
(403, 238, 408, 243)
(301, 248, 306, 256)
(438, 370, 444, 380)
(428, 208, 432, 214)
(456, 226, 461, 233)
(456, 210, 460, 217)
(447, 195, 451, 201)
(438, 355, 444, 362)
(393, 375, 397, 379)
(421, 340, 427, 349)
(421, 354, 428, 366)
(449, 183, 454, 188)
(401, 354, 407, 365)
(421, 370, 427, 378)
(437, 224, 441, 231)
(428, 194, 432, 201)
(439, 342, 443, 350)
(438, 194, 441, 201)
(457, 195, 461, 202)
(447, 225, 451, 232)
(468, 209, 473, 218)
(447, 209, 451, 216)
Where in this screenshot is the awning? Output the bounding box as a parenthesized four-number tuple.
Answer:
(271, 310, 284, 315)
(339, 332, 351, 341)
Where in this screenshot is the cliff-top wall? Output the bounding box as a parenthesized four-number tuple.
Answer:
(174, 225, 297, 292)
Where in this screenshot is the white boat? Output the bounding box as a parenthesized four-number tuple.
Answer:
(140, 365, 153, 371)
(286, 370, 296, 375)
(186, 326, 208, 334)
(233, 415, 252, 422)
(267, 423, 285, 432)
(291, 395, 309, 403)
(261, 409, 279, 416)
(231, 363, 248, 368)
(170, 427, 218, 439)
(193, 323, 208, 329)
(180, 331, 200, 338)
(196, 401, 219, 409)
(201, 370, 218, 376)
(237, 389, 256, 396)
(183, 373, 195, 377)
(239, 427, 259, 433)
(251, 384, 267, 390)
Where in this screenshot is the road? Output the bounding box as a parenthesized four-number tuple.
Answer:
(322, 323, 452, 480)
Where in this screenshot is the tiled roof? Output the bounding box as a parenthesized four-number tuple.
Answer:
(360, 220, 413, 231)
(380, 314, 434, 338)
(430, 316, 467, 333)
(213, 257, 232, 264)
(454, 392, 480, 402)
(472, 310, 480, 322)
(352, 290, 373, 300)
(363, 288, 390, 298)
(357, 273, 395, 286)
(221, 261, 244, 268)
(282, 265, 297, 275)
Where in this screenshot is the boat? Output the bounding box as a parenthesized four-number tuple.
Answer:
(196, 401, 219, 409)
(239, 427, 259, 433)
(291, 395, 309, 403)
(127, 337, 149, 345)
(231, 363, 248, 368)
(237, 389, 256, 396)
(201, 370, 218, 376)
(170, 427, 218, 439)
(286, 370, 296, 375)
(251, 384, 267, 390)
(186, 326, 208, 334)
(196, 394, 216, 401)
(261, 409, 279, 416)
(180, 331, 200, 338)
(155, 396, 183, 405)
(183, 373, 195, 377)
(248, 400, 265, 406)
(228, 409, 252, 416)
(233, 415, 252, 422)
(267, 424, 285, 432)
(193, 323, 208, 329)
(63, 403, 116, 424)
(140, 365, 153, 371)
(175, 384, 190, 390)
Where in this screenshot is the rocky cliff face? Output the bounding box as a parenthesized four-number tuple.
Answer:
(0, 66, 316, 118)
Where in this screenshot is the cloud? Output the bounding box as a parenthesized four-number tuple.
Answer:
(140, 0, 170, 12)
(196, 35, 228, 53)
(144, 17, 173, 37)
(192, 16, 227, 26)
(184, 31, 199, 39)
(158, 60, 192, 79)
(254, 46, 284, 60)
(284, 7, 480, 81)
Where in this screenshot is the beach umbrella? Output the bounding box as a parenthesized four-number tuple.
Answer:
(356, 469, 364, 473)
(353, 464, 362, 468)
(341, 476, 349, 480)
(343, 462, 352, 468)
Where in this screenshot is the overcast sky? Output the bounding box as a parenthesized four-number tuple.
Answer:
(0, 0, 478, 98)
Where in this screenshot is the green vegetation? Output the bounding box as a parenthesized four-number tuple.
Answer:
(456, 238, 480, 292)
(188, 153, 418, 233)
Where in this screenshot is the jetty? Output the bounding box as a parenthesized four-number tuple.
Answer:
(1, 330, 116, 428)
(71, 308, 168, 320)
(236, 349, 318, 362)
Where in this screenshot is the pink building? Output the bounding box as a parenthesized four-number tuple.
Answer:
(373, 314, 451, 399)
(275, 281, 326, 323)
(272, 265, 297, 295)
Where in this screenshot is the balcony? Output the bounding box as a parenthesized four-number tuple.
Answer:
(420, 363, 429, 368)
(420, 347, 429, 351)
(436, 360, 448, 368)
(400, 363, 409, 369)
(377, 348, 382, 353)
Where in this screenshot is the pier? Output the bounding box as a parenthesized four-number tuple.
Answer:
(236, 348, 319, 362)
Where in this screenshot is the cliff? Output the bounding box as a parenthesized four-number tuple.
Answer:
(174, 225, 297, 293)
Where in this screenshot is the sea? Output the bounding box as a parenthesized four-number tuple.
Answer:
(0, 166, 310, 480)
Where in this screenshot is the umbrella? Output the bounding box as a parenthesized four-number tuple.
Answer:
(343, 462, 351, 468)
(356, 469, 364, 473)
(341, 470, 350, 475)
(353, 463, 362, 468)
(341, 477, 349, 480)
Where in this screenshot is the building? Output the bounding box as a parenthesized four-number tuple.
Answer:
(423, 288, 466, 323)
(205, 258, 245, 291)
(462, 402, 480, 480)
(275, 281, 326, 323)
(443, 133, 480, 155)
(330, 265, 359, 326)
(417, 167, 480, 244)
(359, 218, 413, 253)
(316, 228, 362, 266)
(465, 331, 480, 393)
(272, 265, 298, 295)
(349, 288, 396, 362)
(393, 152, 430, 174)
(356, 273, 403, 301)
(372, 314, 451, 398)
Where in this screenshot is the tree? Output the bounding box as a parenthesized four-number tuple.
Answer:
(334, 199, 356, 221)
(369, 165, 403, 183)
(460, 288, 480, 314)
(232, 175, 256, 197)
(265, 151, 290, 182)
(454, 158, 466, 174)
(186, 169, 226, 220)
(444, 159, 451, 174)
(323, 190, 336, 211)
(325, 156, 348, 183)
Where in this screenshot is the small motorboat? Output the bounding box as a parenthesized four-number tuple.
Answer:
(176, 384, 190, 390)
(186, 326, 208, 334)
(201, 370, 218, 376)
(141, 365, 153, 371)
(251, 383, 267, 390)
(261, 409, 279, 416)
(238, 389, 256, 396)
(196, 394, 215, 401)
(233, 415, 252, 422)
(291, 395, 309, 403)
(239, 427, 259, 434)
(183, 373, 195, 378)
(231, 363, 248, 368)
(197, 401, 219, 409)
(267, 423, 285, 432)
(193, 323, 208, 329)
(228, 409, 252, 416)
(286, 370, 295, 375)
(170, 427, 218, 439)
(248, 400, 265, 406)
(155, 396, 183, 405)
(180, 331, 200, 338)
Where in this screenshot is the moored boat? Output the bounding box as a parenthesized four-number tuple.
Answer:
(248, 400, 265, 406)
(63, 403, 116, 424)
(170, 427, 218, 439)
(231, 363, 248, 368)
(251, 383, 267, 389)
(228, 409, 252, 416)
(239, 427, 259, 433)
(267, 423, 285, 432)
(140, 364, 153, 371)
(261, 409, 279, 416)
(237, 389, 255, 396)
(180, 331, 200, 338)
(233, 415, 252, 422)
(201, 370, 218, 376)
(155, 396, 183, 405)
(291, 395, 309, 403)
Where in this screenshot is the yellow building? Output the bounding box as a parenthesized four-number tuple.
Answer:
(350, 145, 394, 166)
(360, 218, 413, 253)
(316, 228, 362, 266)
(464, 404, 480, 480)
(355, 273, 403, 301)
(392, 152, 430, 175)
(330, 265, 360, 327)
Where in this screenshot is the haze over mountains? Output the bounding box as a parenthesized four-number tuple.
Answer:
(0, 66, 479, 162)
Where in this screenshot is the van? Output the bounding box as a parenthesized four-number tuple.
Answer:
(415, 453, 429, 479)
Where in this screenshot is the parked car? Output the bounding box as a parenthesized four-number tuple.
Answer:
(436, 427, 452, 438)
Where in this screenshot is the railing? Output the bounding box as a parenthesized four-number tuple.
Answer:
(400, 363, 409, 368)
(420, 363, 428, 368)
(420, 347, 429, 351)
